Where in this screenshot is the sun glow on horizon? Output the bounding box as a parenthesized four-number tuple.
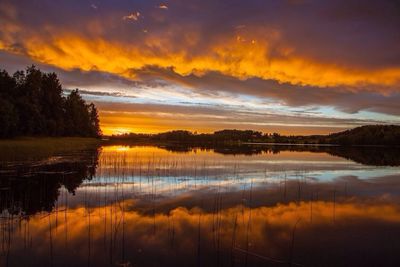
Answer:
(99, 119, 349, 136)
(101, 126, 133, 136)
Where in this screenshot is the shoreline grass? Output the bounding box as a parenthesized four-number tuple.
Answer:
(0, 137, 101, 162)
(0, 137, 100, 148)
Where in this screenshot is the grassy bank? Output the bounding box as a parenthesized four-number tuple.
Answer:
(0, 137, 101, 161)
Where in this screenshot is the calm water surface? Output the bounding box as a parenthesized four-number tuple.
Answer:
(1, 144, 400, 266)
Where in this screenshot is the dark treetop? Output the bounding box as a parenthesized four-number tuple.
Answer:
(0, 65, 101, 138)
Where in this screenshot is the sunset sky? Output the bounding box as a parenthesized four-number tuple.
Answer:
(1, 0, 400, 135)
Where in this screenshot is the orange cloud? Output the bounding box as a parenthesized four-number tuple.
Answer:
(122, 11, 141, 21)
(157, 4, 168, 10)
(2, 31, 400, 91)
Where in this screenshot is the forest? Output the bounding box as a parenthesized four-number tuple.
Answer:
(110, 125, 400, 146)
(0, 66, 101, 138)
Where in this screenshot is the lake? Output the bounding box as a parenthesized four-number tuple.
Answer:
(1, 143, 400, 266)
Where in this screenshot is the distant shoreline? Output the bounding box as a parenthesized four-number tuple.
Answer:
(103, 139, 399, 148)
(242, 142, 398, 148)
(107, 125, 400, 147)
(2, 124, 400, 147)
(242, 142, 339, 146)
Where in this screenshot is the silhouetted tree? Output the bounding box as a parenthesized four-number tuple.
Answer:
(88, 103, 102, 137)
(0, 70, 18, 137)
(41, 72, 65, 135)
(0, 66, 101, 138)
(64, 89, 91, 136)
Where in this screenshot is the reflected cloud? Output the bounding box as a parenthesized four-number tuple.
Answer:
(3, 199, 400, 266)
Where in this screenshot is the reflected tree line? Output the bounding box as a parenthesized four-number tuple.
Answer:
(160, 144, 400, 166)
(0, 148, 99, 215)
(0, 66, 101, 138)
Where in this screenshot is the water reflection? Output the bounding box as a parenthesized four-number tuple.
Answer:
(161, 144, 400, 166)
(2, 191, 400, 266)
(1, 144, 400, 266)
(0, 148, 99, 215)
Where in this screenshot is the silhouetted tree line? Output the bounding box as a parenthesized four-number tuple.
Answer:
(110, 129, 324, 144)
(0, 66, 101, 138)
(110, 129, 264, 145)
(110, 125, 400, 146)
(322, 125, 400, 146)
(110, 129, 325, 145)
